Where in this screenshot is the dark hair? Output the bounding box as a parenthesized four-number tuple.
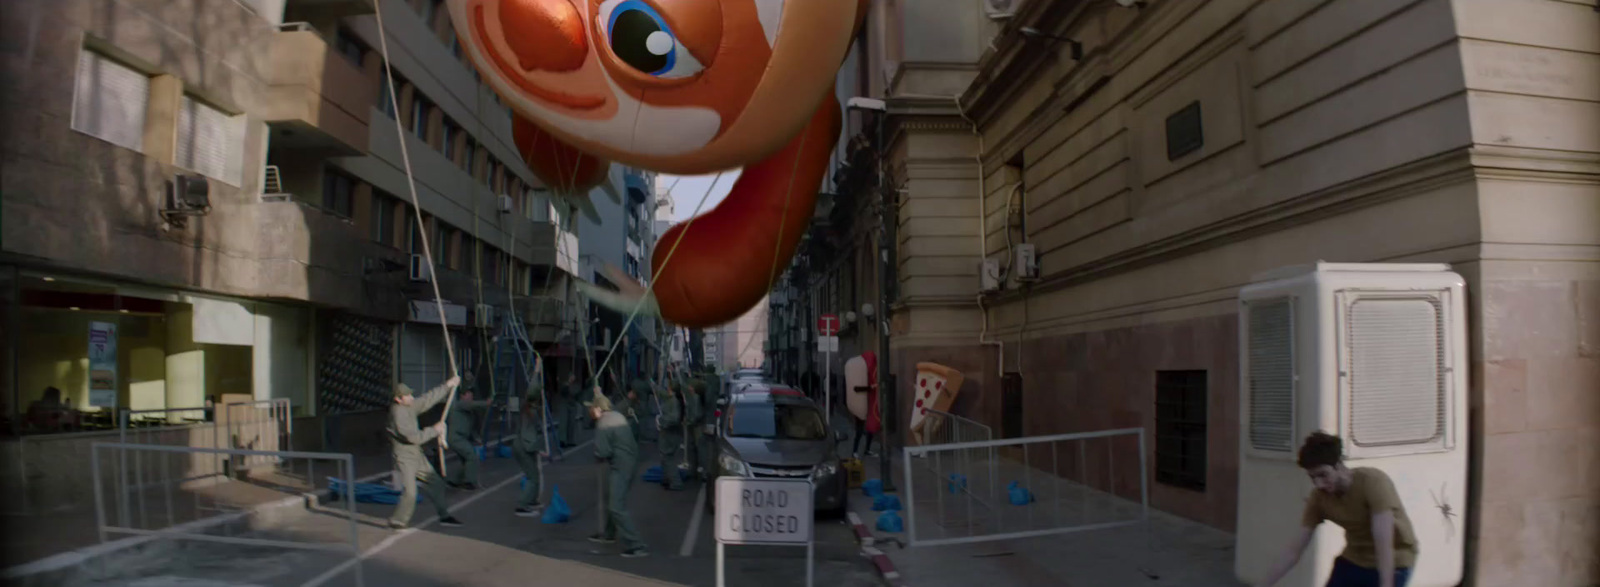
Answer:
(1297, 432, 1344, 469)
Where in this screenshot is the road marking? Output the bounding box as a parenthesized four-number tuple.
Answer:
(302, 437, 596, 587)
(679, 483, 708, 558)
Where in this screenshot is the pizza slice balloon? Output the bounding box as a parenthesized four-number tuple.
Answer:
(448, 0, 871, 329)
(909, 362, 965, 445)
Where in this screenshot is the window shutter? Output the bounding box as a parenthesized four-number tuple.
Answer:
(1346, 297, 1445, 447)
(177, 95, 244, 185)
(1247, 297, 1295, 452)
(73, 50, 150, 151)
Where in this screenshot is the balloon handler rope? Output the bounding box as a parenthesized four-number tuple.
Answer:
(373, 0, 459, 478)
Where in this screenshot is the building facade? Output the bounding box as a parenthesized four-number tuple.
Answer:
(0, 0, 584, 511)
(576, 166, 658, 384)
(780, 0, 1599, 584)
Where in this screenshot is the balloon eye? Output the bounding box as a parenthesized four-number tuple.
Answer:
(608, 2, 676, 75)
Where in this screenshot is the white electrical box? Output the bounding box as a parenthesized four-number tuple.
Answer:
(1234, 262, 1467, 587)
(980, 258, 1002, 292)
(1014, 244, 1038, 280)
(498, 194, 514, 213)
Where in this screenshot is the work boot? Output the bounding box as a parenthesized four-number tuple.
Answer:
(438, 516, 464, 527)
(587, 534, 616, 544)
(514, 506, 541, 517)
(621, 547, 649, 558)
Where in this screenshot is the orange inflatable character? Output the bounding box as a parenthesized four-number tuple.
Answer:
(448, 0, 870, 328)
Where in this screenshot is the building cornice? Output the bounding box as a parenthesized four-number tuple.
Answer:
(960, 0, 1092, 126)
(981, 148, 1481, 304)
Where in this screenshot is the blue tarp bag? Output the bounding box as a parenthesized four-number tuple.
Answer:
(947, 473, 968, 494)
(875, 510, 903, 533)
(642, 465, 663, 482)
(862, 478, 884, 497)
(1007, 481, 1035, 506)
(497, 444, 513, 458)
(476, 445, 489, 461)
(327, 477, 419, 505)
(541, 487, 571, 524)
(872, 493, 902, 512)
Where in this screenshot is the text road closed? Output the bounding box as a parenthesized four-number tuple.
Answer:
(715, 478, 813, 545)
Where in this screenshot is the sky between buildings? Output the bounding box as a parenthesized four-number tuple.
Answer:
(656, 171, 741, 222)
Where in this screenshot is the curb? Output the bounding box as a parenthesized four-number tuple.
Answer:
(847, 511, 904, 586)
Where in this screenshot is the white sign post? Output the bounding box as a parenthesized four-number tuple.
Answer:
(817, 313, 840, 426)
(714, 477, 814, 587)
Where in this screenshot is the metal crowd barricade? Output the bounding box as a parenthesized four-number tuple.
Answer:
(902, 427, 1149, 547)
(222, 399, 293, 472)
(90, 442, 363, 586)
(117, 407, 224, 527)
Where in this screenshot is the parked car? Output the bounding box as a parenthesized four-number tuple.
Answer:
(705, 387, 849, 517)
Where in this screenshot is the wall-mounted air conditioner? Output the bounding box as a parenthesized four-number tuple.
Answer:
(163, 173, 212, 222)
(983, 0, 1023, 20)
(981, 258, 1003, 292)
(1234, 262, 1467, 587)
(408, 254, 433, 282)
(498, 194, 513, 213)
(1014, 244, 1038, 281)
(475, 304, 496, 329)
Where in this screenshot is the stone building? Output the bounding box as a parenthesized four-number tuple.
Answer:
(781, 0, 1598, 584)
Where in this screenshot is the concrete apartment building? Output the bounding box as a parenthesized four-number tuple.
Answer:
(774, 0, 1599, 584)
(0, 0, 598, 515)
(576, 166, 660, 383)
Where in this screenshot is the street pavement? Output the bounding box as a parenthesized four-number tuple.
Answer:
(35, 422, 882, 587)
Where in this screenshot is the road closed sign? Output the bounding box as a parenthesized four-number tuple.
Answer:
(714, 477, 813, 545)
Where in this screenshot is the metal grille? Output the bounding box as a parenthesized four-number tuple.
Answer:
(1247, 298, 1295, 452)
(1346, 297, 1445, 447)
(317, 314, 395, 414)
(1155, 370, 1207, 490)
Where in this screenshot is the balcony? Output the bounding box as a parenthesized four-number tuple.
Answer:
(260, 24, 375, 155)
(254, 198, 409, 320)
(526, 220, 580, 275)
(283, 0, 375, 20)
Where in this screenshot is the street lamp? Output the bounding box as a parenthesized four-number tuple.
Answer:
(846, 96, 896, 492)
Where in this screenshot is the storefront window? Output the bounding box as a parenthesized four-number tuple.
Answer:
(6, 273, 299, 435)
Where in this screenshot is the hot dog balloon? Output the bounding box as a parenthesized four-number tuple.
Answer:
(448, 0, 869, 328)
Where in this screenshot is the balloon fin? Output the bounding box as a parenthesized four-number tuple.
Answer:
(576, 279, 660, 318)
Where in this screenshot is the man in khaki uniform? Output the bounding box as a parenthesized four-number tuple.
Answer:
(387, 376, 464, 529)
(1257, 432, 1417, 587)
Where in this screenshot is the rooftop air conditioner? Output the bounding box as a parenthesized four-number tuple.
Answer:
(498, 194, 513, 213)
(984, 0, 1022, 20)
(408, 254, 433, 282)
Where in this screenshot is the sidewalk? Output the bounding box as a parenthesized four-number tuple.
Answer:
(842, 449, 1243, 587)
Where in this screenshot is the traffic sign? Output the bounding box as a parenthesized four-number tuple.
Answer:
(714, 477, 813, 545)
(816, 314, 840, 336)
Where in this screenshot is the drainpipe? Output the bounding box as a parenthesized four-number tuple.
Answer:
(950, 96, 1005, 384)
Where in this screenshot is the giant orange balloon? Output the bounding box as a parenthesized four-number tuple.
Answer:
(449, 0, 868, 329)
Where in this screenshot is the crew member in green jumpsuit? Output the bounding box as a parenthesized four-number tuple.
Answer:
(690, 376, 716, 482)
(387, 377, 464, 529)
(655, 378, 685, 490)
(444, 389, 489, 490)
(514, 387, 547, 516)
(680, 377, 703, 482)
(622, 379, 648, 442)
(586, 392, 648, 558)
(560, 372, 580, 447)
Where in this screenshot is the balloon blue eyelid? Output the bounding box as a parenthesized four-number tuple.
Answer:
(608, 0, 678, 76)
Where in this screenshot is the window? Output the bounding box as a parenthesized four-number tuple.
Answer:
(371, 192, 397, 246)
(410, 94, 431, 141)
(726, 402, 827, 441)
(1156, 370, 1208, 491)
(435, 223, 453, 269)
(441, 119, 458, 161)
(378, 67, 404, 117)
(335, 29, 366, 67)
(176, 94, 244, 185)
(322, 167, 356, 218)
(623, 255, 639, 279)
(1165, 101, 1204, 161)
(461, 138, 476, 172)
(408, 212, 425, 255)
(72, 49, 150, 151)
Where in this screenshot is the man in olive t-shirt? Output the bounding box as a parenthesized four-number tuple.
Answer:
(1257, 432, 1417, 587)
